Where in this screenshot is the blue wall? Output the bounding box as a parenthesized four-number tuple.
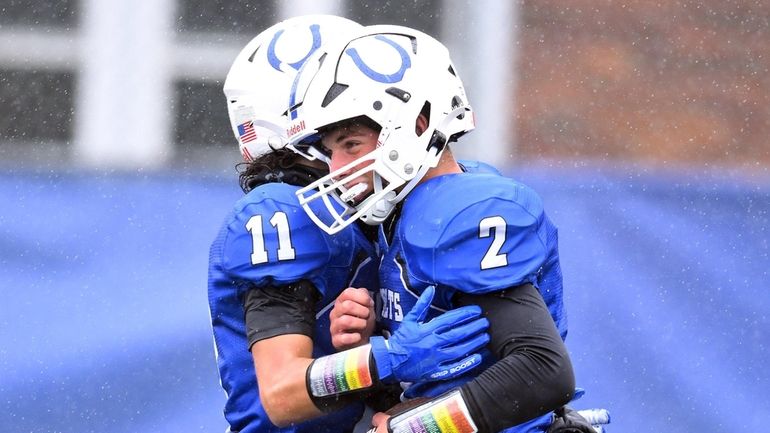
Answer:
(1, 165, 768, 432)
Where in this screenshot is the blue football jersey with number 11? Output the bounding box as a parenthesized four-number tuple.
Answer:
(208, 182, 378, 433)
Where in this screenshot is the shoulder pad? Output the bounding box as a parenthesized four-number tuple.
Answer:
(401, 173, 549, 293)
(222, 183, 357, 285)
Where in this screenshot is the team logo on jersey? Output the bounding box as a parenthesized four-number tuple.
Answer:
(379, 288, 404, 322)
(379, 253, 446, 323)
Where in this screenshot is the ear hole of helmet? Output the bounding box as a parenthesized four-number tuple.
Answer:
(416, 101, 430, 137)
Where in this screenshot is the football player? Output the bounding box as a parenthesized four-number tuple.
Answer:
(287, 25, 584, 433)
(208, 16, 491, 433)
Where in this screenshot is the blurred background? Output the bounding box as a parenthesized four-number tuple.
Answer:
(1, 1, 768, 432)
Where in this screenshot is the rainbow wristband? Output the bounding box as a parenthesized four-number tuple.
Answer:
(307, 344, 375, 397)
(387, 390, 478, 433)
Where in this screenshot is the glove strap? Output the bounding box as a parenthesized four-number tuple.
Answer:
(369, 336, 395, 383)
(307, 344, 375, 398)
(387, 390, 478, 433)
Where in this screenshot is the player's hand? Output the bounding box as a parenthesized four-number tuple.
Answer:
(367, 398, 430, 433)
(369, 411, 390, 433)
(329, 287, 376, 350)
(370, 286, 490, 384)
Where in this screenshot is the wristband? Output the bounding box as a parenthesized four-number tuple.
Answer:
(387, 390, 478, 433)
(307, 344, 375, 397)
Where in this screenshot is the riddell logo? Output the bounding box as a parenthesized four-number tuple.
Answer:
(287, 120, 306, 138)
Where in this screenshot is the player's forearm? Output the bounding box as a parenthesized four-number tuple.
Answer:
(256, 356, 322, 427)
(247, 282, 374, 426)
(454, 283, 575, 432)
(256, 340, 382, 426)
(459, 347, 574, 432)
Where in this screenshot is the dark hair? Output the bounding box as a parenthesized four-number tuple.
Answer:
(237, 148, 327, 193)
(319, 115, 382, 136)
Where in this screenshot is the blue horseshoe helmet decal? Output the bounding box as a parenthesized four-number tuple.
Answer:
(345, 35, 411, 83)
(267, 24, 322, 72)
(288, 33, 413, 120)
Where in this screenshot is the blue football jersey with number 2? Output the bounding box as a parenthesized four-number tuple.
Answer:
(377, 171, 566, 432)
(208, 182, 378, 433)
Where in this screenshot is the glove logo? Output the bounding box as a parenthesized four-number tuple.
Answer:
(449, 355, 479, 374)
(428, 354, 479, 379)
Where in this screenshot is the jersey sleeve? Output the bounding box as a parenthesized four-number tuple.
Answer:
(402, 174, 549, 295)
(220, 183, 355, 290)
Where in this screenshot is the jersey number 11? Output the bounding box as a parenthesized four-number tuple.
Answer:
(246, 212, 296, 265)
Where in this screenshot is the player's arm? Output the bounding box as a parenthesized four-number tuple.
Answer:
(373, 283, 574, 433)
(245, 280, 324, 426)
(252, 335, 318, 423)
(247, 282, 396, 425)
(307, 286, 489, 403)
(454, 283, 575, 432)
(246, 282, 490, 427)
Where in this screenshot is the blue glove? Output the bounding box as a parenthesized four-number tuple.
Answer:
(370, 286, 490, 384)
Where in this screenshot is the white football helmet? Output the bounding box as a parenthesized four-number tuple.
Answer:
(286, 25, 475, 234)
(223, 15, 362, 161)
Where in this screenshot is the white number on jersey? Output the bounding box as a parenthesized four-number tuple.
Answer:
(246, 212, 296, 265)
(479, 216, 508, 269)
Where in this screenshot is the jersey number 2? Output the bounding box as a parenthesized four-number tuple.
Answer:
(479, 216, 508, 269)
(246, 212, 296, 265)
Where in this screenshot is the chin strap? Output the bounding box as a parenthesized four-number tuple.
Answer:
(361, 172, 398, 226)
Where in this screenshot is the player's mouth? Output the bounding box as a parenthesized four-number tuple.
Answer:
(339, 182, 369, 205)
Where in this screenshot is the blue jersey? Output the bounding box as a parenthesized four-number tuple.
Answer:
(377, 172, 566, 433)
(208, 182, 378, 433)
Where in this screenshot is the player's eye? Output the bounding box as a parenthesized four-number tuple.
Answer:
(344, 140, 361, 150)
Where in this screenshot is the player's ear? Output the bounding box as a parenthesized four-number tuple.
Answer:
(415, 113, 428, 136)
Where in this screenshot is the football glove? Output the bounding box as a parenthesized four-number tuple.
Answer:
(370, 286, 489, 384)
